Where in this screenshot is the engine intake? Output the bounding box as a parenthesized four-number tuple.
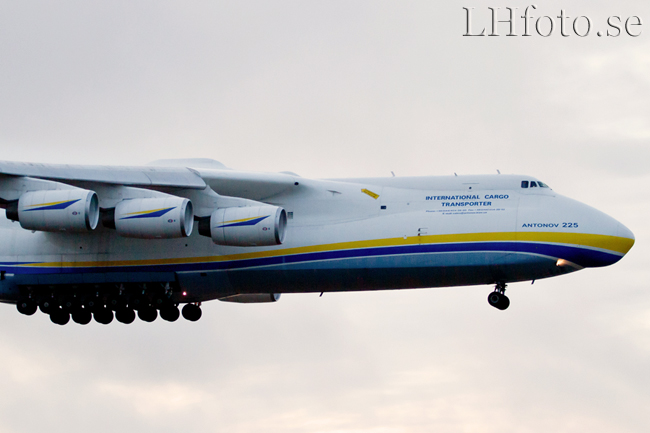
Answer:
(113, 198, 194, 239)
(7, 189, 99, 232)
(206, 205, 287, 246)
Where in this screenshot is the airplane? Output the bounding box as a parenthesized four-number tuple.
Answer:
(0, 158, 635, 325)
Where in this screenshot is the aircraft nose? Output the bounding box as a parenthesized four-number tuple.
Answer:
(580, 209, 634, 267)
(519, 195, 634, 268)
(616, 221, 635, 255)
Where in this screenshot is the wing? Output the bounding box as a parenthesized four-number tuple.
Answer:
(0, 159, 299, 201)
(0, 158, 298, 242)
(0, 160, 207, 189)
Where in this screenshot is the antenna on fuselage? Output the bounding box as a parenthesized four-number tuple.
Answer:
(391, 171, 395, 177)
(454, 173, 457, 176)
(497, 169, 501, 174)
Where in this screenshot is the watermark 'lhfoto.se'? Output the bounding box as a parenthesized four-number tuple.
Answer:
(464, 5, 642, 37)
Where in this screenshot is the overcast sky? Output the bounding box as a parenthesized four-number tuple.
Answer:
(1, 1, 649, 432)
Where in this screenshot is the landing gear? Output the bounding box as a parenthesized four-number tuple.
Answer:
(15, 283, 205, 325)
(50, 308, 70, 325)
(106, 294, 127, 311)
(115, 308, 136, 324)
(39, 297, 57, 314)
(182, 303, 202, 322)
(71, 307, 92, 325)
(160, 305, 180, 322)
(93, 307, 114, 325)
(137, 306, 158, 323)
(17, 298, 37, 316)
(488, 282, 510, 310)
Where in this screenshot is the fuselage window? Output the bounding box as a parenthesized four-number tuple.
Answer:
(530, 181, 538, 187)
(521, 181, 529, 188)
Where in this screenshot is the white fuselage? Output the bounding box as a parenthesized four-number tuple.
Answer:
(0, 174, 634, 303)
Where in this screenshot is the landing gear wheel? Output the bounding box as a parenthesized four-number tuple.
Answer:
(85, 297, 103, 313)
(50, 308, 70, 325)
(138, 306, 158, 323)
(160, 305, 180, 322)
(129, 295, 148, 311)
(182, 304, 202, 322)
(61, 297, 81, 313)
(116, 308, 136, 324)
(487, 292, 510, 310)
(107, 295, 127, 311)
(39, 298, 57, 314)
(94, 307, 114, 325)
(71, 307, 92, 325)
(152, 296, 169, 310)
(487, 282, 510, 310)
(17, 299, 37, 316)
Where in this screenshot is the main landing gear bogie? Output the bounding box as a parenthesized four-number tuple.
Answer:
(487, 282, 510, 310)
(15, 285, 203, 326)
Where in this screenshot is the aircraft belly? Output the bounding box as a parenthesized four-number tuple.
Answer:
(223, 252, 568, 294)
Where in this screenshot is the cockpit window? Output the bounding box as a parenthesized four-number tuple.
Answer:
(522, 180, 550, 189)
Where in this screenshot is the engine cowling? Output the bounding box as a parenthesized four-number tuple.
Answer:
(10, 189, 99, 232)
(209, 205, 287, 246)
(218, 293, 281, 303)
(114, 197, 194, 239)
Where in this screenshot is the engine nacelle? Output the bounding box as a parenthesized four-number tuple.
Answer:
(9, 189, 99, 232)
(218, 293, 281, 303)
(208, 205, 287, 246)
(114, 197, 194, 239)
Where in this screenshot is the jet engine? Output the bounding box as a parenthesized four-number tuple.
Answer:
(7, 189, 99, 232)
(205, 205, 287, 246)
(113, 197, 194, 239)
(218, 293, 281, 303)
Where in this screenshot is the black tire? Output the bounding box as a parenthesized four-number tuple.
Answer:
(129, 295, 148, 311)
(137, 306, 158, 323)
(152, 296, 168, 310)
(17, 299, 37, 316)
(498, 295, 510, 310)
(71, 307, 92, 325)
(85, 297, 103, 312)
(61, 297, 81, 313)
(182, 304, 202, 322)
(39, 298, 57, 314)
(115, 308, 136, 324)
(93, 307, 114, 325)
(160, 305, 180, 322)
(107, 295, 127, 311)
(487, 292, 501, 307)
(50, 308, 70, 325)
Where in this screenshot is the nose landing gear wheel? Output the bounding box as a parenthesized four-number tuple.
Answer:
(488, 282, 510, 310)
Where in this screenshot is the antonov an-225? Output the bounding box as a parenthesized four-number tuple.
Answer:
(0, 159, 635, 325)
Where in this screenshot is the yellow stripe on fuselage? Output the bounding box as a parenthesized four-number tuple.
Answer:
(17, 231, 634, 269)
